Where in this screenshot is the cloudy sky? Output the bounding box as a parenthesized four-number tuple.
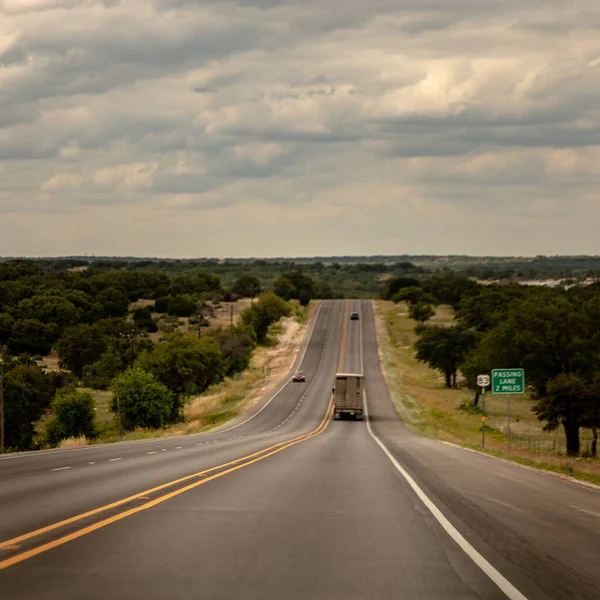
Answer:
(1, 0, 600, 258)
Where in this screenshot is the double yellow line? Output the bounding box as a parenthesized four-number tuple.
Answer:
(0, 399, 334, 571)
(0, 300, 351, 571)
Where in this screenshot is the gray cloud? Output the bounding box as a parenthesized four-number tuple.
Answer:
(1, 0, 600, 256)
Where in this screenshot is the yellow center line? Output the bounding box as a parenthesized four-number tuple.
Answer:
(338, 300, 350, 372)
(0, 299, 347, 570)
(0, 399, 334, 572)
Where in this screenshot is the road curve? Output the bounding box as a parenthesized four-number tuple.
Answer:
(0, 299, 598, 600)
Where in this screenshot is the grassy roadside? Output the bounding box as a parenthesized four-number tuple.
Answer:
(67, 300, 313, 446)
(373, 300, 600, 487)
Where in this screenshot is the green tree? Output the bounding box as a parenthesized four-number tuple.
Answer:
(7, 319, 60, 355)
(97, 288, 129, 318)
(133, 307, 158, 333)
(136, 332, 224, 420)
(241, 293, 291, 344)
(57, 324, 107, 378)
(110, 369, 174, 430)
(212, 325, 256, 376)
(46, 389, 96, 447)
(381, 277, 420, 301)
(537, 374, 588, 456)
(2, 358, 55, 450)
(421, 272, 479, 308)
(17, 294, 81, 329)
(167, 295, 197, 318)
(392, 286, 425, 305)
(415, 325, 479, 388)
(233, 275, 261, 300)
(409, 302, 435, 323)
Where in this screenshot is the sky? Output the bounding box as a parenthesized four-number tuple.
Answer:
(1, 0, 600, 258)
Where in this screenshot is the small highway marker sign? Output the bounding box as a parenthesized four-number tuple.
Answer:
(477, 374, 490, 388)
(491, 369, 525, 394)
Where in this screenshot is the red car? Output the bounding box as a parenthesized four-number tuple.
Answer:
(292, 371, 306, 382)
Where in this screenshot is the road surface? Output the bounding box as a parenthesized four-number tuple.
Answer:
(0, 300, 598, 599)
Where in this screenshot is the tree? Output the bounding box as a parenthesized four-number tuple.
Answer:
(414, 325, 479, 388)
(97, 288, 129, 318)
(46, 389, 96, 446)
(537, 374, 588, 456)
(83, 337, 153, 389)
(409, 302, 435, 323)
(136, 331, 224, 421)
(2, 358, 55, 450)
(57, 324, 107, 378)
(110, 369, 173, 430)
(133, 307, 158, 332)
(241, 293, 291, 344)
(17, 294, 81, 329)
(233, 275, 261, 300)
(421, 272, 479, 308)
(212, 325, 256, 376)
(381, 277, 421, 301)
(167, 295, 197, 317)
(7, 319, 60, 355)
(392, 286, 425, 306)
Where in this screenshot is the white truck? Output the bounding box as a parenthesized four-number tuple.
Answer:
(332, 373, 364, 420)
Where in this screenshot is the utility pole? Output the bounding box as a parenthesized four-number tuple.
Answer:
(230, 304, 234, 328)
(198, 318, 202, 339)
(0, 363, 4, 455)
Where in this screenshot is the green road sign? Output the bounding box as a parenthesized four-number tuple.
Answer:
(491, 369, 525, 394)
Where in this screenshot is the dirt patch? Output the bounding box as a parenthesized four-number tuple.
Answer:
(38, 351, 61, 372)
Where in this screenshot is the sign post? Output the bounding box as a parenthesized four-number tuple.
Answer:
(492, 369, 525, 453)
(476, 375, 490, 448)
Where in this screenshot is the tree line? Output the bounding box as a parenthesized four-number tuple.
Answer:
(0, 260, 321, 452)
(385, 272, 600, 457)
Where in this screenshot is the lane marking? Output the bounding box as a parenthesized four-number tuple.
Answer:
(0, 400, 334, 553)
(570, 505, 600, 519)
(108, 458, 122, 462)
(0, 399, 334, 571)
(52, 467, 71, 472)
(88, 462, 95, 465)
(147, 452, 157, 455)
(337, 300, 350, 372)
(363, 393, 528, 600)
(174, 447, 183, 450)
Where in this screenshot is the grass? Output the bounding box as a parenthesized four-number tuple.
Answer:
(373, 300, 600, 487)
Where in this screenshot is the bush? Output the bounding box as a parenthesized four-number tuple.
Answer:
(46, 389, 96, 447)
(110, 368, 174, 430)
(213, 326, 256, 376)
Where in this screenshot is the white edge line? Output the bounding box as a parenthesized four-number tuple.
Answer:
(52, 466, 71, 471)
(218, 300, 325, 433)
(108, 458, 122, 462)
(363, 391, 528, 600)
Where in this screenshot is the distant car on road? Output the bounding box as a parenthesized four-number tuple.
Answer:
(350, 312, 359, 320)
(292, 371, 306, 382)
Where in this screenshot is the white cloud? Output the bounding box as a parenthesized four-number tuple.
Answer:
(1, 0, 600, 256)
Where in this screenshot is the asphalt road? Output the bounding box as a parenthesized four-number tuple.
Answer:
(0, 299, 598, 599)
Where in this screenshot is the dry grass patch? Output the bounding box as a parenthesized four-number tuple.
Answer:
(373, 300, 600, 486)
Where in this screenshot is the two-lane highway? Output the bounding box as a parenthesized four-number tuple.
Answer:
(0, 300, 599, 599)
